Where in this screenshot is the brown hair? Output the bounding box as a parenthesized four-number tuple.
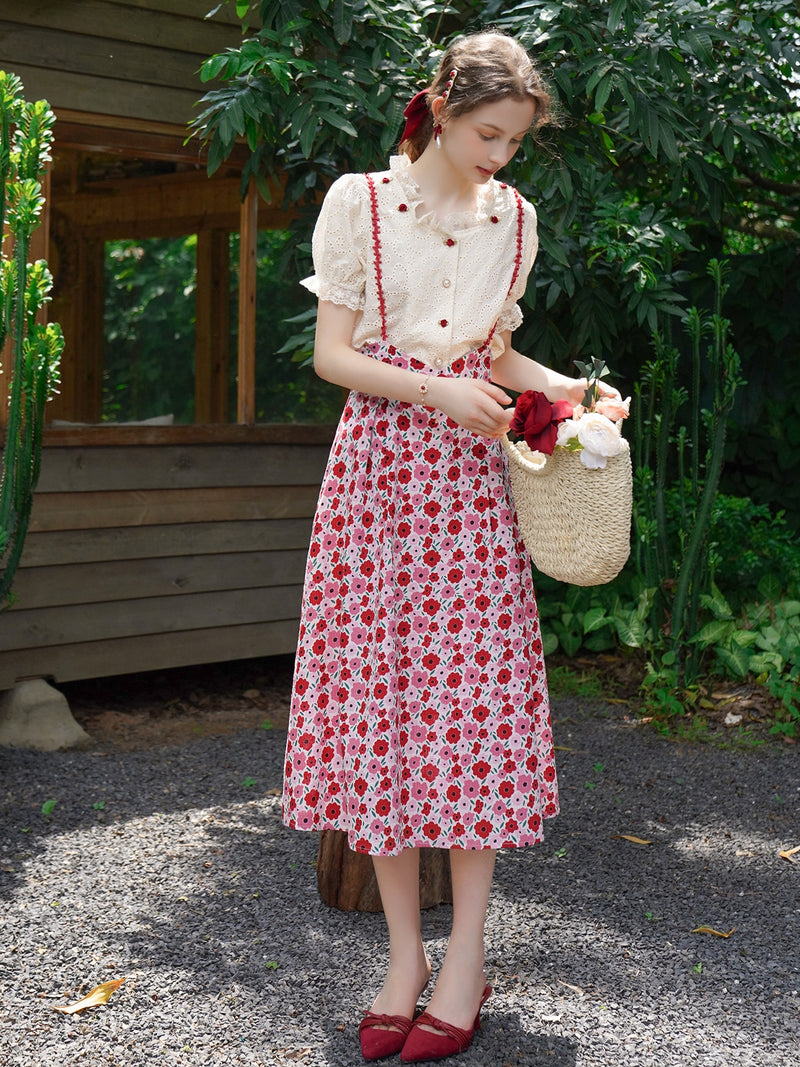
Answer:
(399, 31, 552, 162)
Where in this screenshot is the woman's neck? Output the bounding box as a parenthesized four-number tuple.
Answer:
(407, 143, 479, 216)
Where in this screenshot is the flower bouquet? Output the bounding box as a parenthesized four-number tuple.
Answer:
(501, 359, 633, 586)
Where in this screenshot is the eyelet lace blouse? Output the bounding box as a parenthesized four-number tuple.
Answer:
(300, 154, 539, 369)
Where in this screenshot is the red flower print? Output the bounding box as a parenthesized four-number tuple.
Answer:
(373, 739, 389, 756)
(376, 798, 391, 816)
(423, 822, 441, 839)
(475, 819, 493, 838)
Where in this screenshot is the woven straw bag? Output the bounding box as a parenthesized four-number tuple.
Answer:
(501, 435, 633, 586)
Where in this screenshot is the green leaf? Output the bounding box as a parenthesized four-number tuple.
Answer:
(319, 110, 358, 138)
(332, 0, 354, 45)
(757, 574, 782, 602)
(714, 645, 751, 679)
(582, 607, 608, 633)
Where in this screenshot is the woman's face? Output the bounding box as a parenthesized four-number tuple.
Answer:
(440, 96, 537, 183)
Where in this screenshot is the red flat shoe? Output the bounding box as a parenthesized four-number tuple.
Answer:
(400, 985, 492, 1063)
(359, 1010, 414, 1061)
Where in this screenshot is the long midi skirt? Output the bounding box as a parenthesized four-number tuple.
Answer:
(282, 341, 558, 856)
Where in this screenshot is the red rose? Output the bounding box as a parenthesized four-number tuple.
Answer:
(510, 390, 573, 455)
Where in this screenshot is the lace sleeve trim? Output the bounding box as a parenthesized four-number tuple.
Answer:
(301, 274, 365, 311)
(496, 303, 524, 335)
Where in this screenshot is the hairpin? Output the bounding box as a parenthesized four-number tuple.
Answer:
(441, 68, 458, 102)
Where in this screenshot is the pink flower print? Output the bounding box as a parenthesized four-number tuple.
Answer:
(406, 755, 421, 771)
(462, 722, 478, 741)
(409, 723, 426, 744)
(439, 803, 455, 822)
(462, 779, 481, 799)
(321, 533, 338, 551)
(492, 799, 507, 818)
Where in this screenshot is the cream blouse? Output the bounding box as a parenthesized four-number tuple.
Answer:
(301, 154, 539, 370)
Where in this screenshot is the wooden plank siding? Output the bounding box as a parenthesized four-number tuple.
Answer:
(0, 438, 329, 688)
(0, 1, 244, 126)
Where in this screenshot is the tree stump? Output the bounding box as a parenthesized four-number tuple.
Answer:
(316, 830, 453, 912)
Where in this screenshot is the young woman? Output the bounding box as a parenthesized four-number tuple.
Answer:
(282, 30, 616, 1063)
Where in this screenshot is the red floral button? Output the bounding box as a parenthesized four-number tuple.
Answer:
(491, 215, 499, 223)
(440, 319, 448, 327)
(398, 203, 408, 212)
(500, 182, 508, 189)
(445, 238, 456, 246)
(382, 176, 391, 183)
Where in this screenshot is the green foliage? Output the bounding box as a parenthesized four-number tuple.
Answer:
(691, 577, 800, 737)
(633, 261, 744, 685)
(103, 231, 341, 424)
(536, 570, 653, 658)
(0, 72, 63, 608)
(192, 0, 799, 388)
(103, 237, 197, 423)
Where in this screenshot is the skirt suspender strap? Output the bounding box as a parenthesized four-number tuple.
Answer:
(364, 173, 388, 342)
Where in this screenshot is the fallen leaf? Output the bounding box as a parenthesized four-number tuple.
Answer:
(557, 979, 585, 996)
(553, 745, 576, 752)
(692, 926, 736, 938)
(611, 834, 653, 846)
(779, 845, 800, 863)
(53, 978, 125, 1015)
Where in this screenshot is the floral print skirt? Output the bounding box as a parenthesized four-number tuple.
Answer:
(282, 342, 558, 856)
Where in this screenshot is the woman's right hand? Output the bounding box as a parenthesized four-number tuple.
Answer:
(433, 377, 513, 438)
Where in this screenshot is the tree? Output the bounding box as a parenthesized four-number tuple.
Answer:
(191, 0, 800, 371)
(0, 72, 63, 608)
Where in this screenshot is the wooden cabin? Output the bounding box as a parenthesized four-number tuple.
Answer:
(0, 1, 334, 690)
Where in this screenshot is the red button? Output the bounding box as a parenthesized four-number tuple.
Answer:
(440, 319, 448, 327)
(445, 238, 456, 246)
(398, 203, 408, 212)
(491, 215, 499, 223)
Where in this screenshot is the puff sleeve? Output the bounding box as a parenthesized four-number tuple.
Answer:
(494, 197, 539, 340)
(300, 173, 368, 311)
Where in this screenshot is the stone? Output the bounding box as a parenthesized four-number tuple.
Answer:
(0, 679, 90, 751)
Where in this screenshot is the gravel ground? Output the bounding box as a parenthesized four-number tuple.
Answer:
(1, 676, 798, 1067)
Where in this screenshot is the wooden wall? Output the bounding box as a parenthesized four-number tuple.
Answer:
(0, 428, 331, 689)
(0, 0, 247, 127)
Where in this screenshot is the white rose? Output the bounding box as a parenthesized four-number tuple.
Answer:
(580, 448, 608, 469)
(576, 412, 625, 459)
(556, 419, 581, 448)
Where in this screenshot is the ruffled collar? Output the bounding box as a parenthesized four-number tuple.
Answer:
(388, 154, 508, 232)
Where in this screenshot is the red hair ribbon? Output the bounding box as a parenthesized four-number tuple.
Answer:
(400, 89, 429, 144)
